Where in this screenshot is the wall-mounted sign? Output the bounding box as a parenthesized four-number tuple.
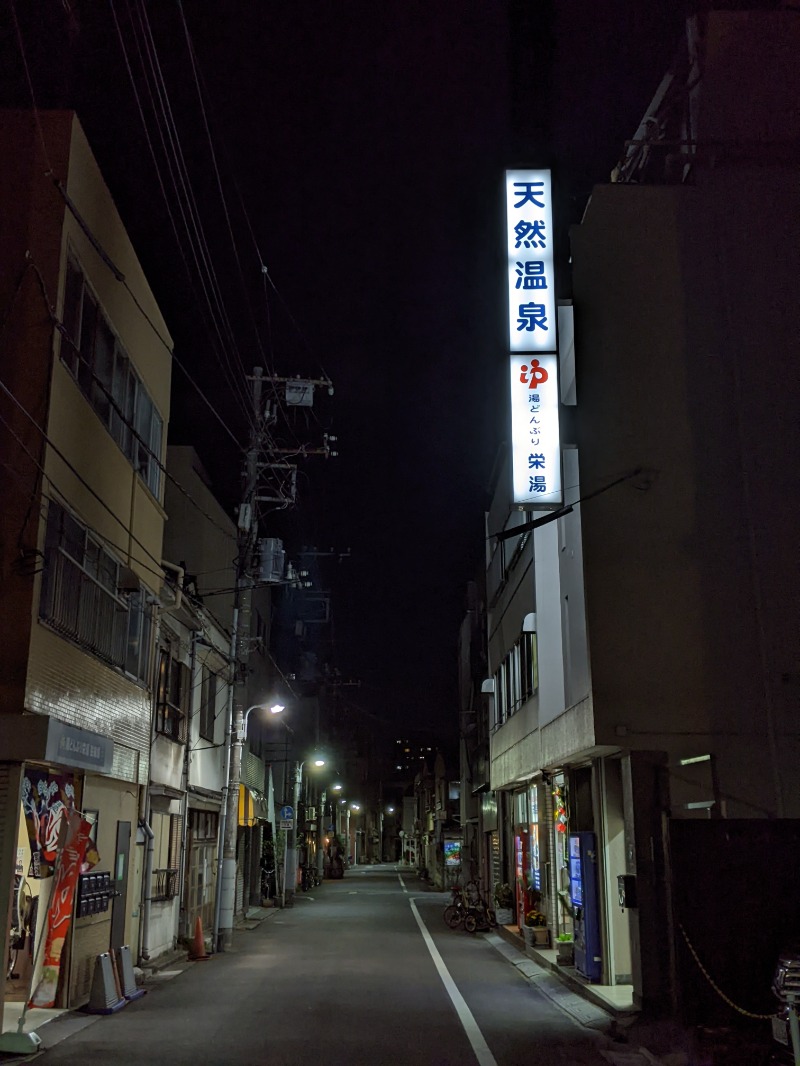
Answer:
(44, 719, 113, 774)
(505, 169, 556, 354)
(444, 840, 462, 868)
(509, 354, 562, 508)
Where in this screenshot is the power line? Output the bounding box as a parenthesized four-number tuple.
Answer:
(9, 0, 250, 449)
(176, 0, 269, 373)
(13, 245, 241, 544)
(487, 467, 648, 542)
(115, 0, 254, 424)
(0, 379, 166, 579)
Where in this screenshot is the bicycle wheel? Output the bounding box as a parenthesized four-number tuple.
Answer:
(443, 905, 463, 929)
(464, 913, 478, 933)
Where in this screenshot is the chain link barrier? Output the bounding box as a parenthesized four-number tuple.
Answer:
(678, 922, 774, 1020)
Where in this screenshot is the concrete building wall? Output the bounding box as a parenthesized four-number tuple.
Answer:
(26, 624, 148, 783)
(61, 115, 172, 426)
(571, 174, 799, 817)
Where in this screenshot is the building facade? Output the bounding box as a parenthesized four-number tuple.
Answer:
(0, 110, 172, 1014)
(470, 8, 800, 1018)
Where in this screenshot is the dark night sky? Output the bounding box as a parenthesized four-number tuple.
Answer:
(6, 0, 688, 733)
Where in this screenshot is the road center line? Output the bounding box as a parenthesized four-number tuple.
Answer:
(397, 873, 408, 894)
(409, 898, 498, 1066)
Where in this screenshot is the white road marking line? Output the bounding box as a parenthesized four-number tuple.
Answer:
(409, 898, 498, 1066)
(398, 874, 408, 894)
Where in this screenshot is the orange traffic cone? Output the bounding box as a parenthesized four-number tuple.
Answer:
(189, 916, 209, 960)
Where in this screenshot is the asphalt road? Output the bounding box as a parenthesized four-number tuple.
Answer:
(35, 864, 612, 1065)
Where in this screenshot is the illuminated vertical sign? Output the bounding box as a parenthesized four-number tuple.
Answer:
(529, 784, 541, 892)
(505, 170, 556, 354)
(505, 168, 561, 508)
(510, 353, 561, 507)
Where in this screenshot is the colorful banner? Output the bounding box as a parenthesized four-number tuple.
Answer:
(22, 769, 76, 879)
(22, 769, 100, 879)
(29, 812, 97, 1008)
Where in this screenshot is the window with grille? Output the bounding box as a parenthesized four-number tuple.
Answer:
(39, 498, 151, 683)
(199, 666, 216, 742)
(151, 811, 183, 901)
(60, 253, 164, 499)
(155, 650, 189, 743)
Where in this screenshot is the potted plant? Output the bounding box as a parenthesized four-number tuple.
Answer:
(493, 882, 514, 925)
(523, 907, 549, 948)
(555, 931, 574, 965)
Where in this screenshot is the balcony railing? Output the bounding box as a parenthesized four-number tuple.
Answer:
(152, 868, 179, 902)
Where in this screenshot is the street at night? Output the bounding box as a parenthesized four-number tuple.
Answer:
(1, 3, 798, 1065)
(32, 867, 614, 1066)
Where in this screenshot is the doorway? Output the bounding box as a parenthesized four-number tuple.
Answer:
(110, 821, 130, 952)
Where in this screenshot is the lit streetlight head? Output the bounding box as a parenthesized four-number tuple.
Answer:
(313, 758, 325, 767)
(269, 703, 285, 715)
(332, 783, 343, 792)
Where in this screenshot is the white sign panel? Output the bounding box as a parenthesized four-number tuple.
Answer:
(509, 354, 561, 507)
(505, 169, 556, 353)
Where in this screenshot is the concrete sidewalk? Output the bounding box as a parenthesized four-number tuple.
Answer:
(0, 905, 283, 1062)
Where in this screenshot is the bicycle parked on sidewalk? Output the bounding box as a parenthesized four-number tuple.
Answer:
(443, 883, 470, 929)
(443, 881, 497, 933)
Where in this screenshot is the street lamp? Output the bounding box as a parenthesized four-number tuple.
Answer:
(216, 699, 287, 950)
(349, 803, 361, 866)
(287, 755, 325, 903)
(237, 702, 285, 741)
(315, 781, 343, 879)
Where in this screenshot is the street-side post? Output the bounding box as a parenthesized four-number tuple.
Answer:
(286, 756, 325, 901)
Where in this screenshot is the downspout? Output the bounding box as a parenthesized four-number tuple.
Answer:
(138, 817, 155, 963)
(138, 592, 160, 967)
(161, 560, 184, 613)
(178, 631, 197, 940)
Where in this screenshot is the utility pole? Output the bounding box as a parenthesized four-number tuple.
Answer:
(216, 367, 263, 949)
(214, 368, 336, 937)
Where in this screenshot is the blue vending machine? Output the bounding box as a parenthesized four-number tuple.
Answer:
(568, 831, 602, 981)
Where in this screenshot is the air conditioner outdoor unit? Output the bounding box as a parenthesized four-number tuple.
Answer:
(306, 807, 316, 821)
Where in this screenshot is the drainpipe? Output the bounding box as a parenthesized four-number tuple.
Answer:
(138, 817, 155, 963)
(178, 631, 198, 939)
(161, 560, 185, 613)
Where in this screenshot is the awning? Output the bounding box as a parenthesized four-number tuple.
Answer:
(238, 785, 271, 826)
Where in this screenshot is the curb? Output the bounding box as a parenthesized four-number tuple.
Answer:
(485, 932, 670, 1066)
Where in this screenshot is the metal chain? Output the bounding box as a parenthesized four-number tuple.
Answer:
(678, 922, 774, 1020)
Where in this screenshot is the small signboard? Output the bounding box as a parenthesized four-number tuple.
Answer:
(444, 840, 462, 868)
(279, 805, 294, 820)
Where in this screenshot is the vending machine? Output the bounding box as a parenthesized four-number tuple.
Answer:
(568, 831, 602, 981)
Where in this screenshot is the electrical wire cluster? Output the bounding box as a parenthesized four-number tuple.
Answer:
(3, 0, 340, 583)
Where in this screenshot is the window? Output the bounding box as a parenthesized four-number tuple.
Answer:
(493, 632, 538, 728)
(151, 811, 183, 901)
(155, 650, 189, 743)
(39, 499, 151, 683)
(59, 253, 163, 498)
(199, 666, 216, 742)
